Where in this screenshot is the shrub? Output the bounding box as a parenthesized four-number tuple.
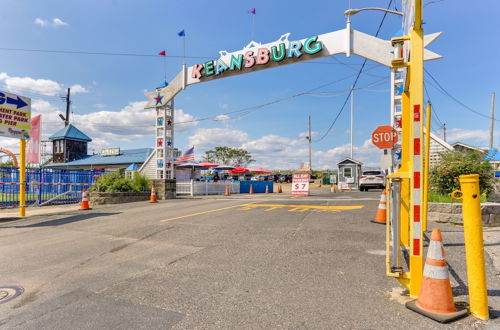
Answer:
(131, 173, 151, 192)
(430, 150, 494, 196)
(91, 172, 150, 193)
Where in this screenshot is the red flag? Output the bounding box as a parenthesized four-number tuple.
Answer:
(158, 50, 166, 56)
(27, 114, 41, 163)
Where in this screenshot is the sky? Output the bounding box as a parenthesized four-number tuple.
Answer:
(0, 0, 499, 170)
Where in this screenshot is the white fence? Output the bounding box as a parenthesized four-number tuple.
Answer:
(176, 180, 240, 196)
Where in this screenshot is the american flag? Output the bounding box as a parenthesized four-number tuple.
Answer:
(175, 146, 195, 164)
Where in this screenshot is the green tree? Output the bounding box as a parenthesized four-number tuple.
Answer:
(430, 150, 494, 196)
(203, 146, 255, 166)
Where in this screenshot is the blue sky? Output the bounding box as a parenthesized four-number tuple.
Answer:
(0, 0, 499, 169)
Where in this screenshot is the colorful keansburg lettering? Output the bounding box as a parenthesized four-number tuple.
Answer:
(192, 35, 323, 79)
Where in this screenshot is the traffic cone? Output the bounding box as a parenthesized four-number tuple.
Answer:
(330, 185, 336, 193)
(278, 185, 283, 193)
(265, 185, 269, 194)
(149, 184, 158, 203)
(371, 189, 387, 224)
(80, 189, 91, 210)
(318, 182, 322, 188)
(249, 184, 254, 194)
(339, 184, 343, 193)
(225, 184, 230, 196)
(406, 228, 468, 323)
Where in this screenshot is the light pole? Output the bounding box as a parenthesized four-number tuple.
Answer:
(345, 2, 425, 299)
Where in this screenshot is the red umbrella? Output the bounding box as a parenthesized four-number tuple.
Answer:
(253, 167, 272, 173)
(198, 161, 219, 168)
(228, 166, 249, 174)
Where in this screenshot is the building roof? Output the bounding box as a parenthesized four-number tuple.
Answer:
(484, 148, 500, 162)
(48, 124, 92, 142)
(125, 163, 140, 171)
(336, 157, 363, 166)
(47, 148, 153, 167)
(452, 142, 486, 153)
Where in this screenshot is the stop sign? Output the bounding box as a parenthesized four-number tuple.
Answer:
(372, 125, 398, 149)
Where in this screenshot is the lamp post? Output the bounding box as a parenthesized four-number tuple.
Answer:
(345, 2, 425, 298)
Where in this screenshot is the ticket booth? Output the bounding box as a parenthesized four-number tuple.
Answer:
(336, 158, 362, 190)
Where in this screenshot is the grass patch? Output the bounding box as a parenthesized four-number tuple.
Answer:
(428, 190, 487, 203)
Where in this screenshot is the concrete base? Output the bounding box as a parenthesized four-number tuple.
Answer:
(89, 192, 150, 205)
(152, 179, 176, 200)
(428, 202, 500, 227)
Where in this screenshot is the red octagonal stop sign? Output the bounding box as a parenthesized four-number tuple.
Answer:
(372, 125, 398, 149)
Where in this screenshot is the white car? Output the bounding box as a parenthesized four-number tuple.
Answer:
(359, 170, 386, 191)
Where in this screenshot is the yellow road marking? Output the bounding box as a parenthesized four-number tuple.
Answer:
(243, 203, 364, 211)
(160, 204, 247, 222)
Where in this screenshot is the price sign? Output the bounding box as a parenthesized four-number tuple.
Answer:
(292, 173, 310, 196)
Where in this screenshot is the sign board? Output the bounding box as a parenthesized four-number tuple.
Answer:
(292, 173, 310, 196)
(0, 90, 31, 139)
(346, 177, 355, 184)
(329, 175, 337, 184)
(372, 125, 398, 149)
(100, 147, 120, 156)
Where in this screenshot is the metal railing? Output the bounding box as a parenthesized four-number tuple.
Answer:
(176, 180, 240, 196)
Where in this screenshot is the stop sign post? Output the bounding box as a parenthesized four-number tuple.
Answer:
(372, 125, 398, 149)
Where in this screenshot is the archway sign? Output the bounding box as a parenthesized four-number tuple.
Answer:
(145, 27, 441, 180)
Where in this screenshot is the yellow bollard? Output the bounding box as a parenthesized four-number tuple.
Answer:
(458, 174, 489, 320)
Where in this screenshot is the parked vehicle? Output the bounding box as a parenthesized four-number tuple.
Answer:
(359, 170, 386, 191)
(279, 174, 292, 183)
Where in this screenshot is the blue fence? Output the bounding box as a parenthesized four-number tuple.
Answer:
(0, 167, 105, 208)
(240, 181, 273, 193)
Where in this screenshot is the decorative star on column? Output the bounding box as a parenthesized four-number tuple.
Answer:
(157, 139, 163, 147)
(167, 140, 172, 146)
(155, 93, 163, 105)
(167, 119, 172, 126)
(167, 162, 172, 167)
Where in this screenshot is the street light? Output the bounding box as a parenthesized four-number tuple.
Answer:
(344, 7, 403, 17)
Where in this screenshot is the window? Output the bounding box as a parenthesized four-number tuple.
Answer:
(343, 167, 352, 177)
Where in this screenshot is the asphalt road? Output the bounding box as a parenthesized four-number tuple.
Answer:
(0, 189, 498, 329)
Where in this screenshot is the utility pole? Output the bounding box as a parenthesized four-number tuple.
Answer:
(490, 92, 496, 149)
(350, 86, 354, 159)
(443, 123, 447, 142)
(64, 88, 71, 126)
(308, 115, 312, 174)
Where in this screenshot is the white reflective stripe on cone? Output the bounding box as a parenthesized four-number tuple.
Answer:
(379, 203, 387, 210)
(427, 241, 444, 260)
(423, 264, 449, 280)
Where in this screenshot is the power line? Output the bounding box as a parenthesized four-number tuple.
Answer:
(423, 83, 444, 126)
(425, 69, 500, 122)
(314, 0, 394, 143)
(0, 47, 212, 59)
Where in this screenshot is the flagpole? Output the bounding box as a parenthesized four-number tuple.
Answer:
(252, 14, 255, 41)
(183, 34, 186, 65)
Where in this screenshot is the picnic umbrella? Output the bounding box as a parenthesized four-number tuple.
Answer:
(214, 165, 235, 170)
(229, 166, 249, 174)
(175, 161, 205, 169)
(198, 161, 219, 168)
(252, 167, 272, 173)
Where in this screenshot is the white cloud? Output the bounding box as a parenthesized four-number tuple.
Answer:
(187, 127, 382, 169)
(70, 101, 196, 142)
(70, 84, 88, 94)
(214, 114, 230, 121)
(446, 128, 499, 146)
(220, 103, 229, 109)
(0, 72, 89, 97)
(34, 18, 48, 27)
(34, 17, 68, 27)
(52, 18, 68, 26)
(0, 73, 62, 96)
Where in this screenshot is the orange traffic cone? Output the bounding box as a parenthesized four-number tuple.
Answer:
(149, 184, 158, 203)
(406, 229, 468, 323)
(225, 184, 230, 196)
(371, 189, 387, 224)
(339, 184, 343, 193)
(318, 182, 322, 188)
(80, 189, 91, 210)
(249, 184, 254, 194)
(265, 185, 269, 194)
(330, 185, 336, 193)
(278, 185, 283, 193)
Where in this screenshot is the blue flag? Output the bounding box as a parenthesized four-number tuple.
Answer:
(178, 30, 185, 37)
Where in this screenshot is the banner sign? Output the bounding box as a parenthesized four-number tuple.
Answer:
(292, 173, 310, 196)
(27, 115, 41, 163)
(0, 90, 31, 139)
(100, 147, 120, 156)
